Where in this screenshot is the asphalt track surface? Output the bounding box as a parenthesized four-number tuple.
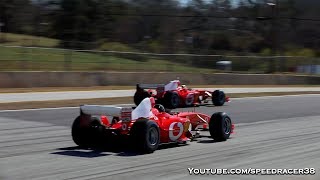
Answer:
(0, 95, 320, 180)
(1, 87, 320, 103)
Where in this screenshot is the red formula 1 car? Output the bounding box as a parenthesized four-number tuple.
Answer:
(71, 98, 234, 153)
(134, 80, 230, 109)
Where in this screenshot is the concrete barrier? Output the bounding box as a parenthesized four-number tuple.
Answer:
(0, 72, 319, 88)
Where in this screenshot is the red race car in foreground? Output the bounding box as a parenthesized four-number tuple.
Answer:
(72, 98, 234, 153)
(134, 80, 230, 109)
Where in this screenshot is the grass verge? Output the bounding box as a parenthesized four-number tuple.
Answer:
(0, 91, 319, 110)
(0, 45, 216, 72)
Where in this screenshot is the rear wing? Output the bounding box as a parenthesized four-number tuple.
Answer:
(136, 84, 165, 95)
(136, 80, 181, 92)
(80, 97, 154, 121)
(136, 83, 165, 90)
(80, 105, 132, 121)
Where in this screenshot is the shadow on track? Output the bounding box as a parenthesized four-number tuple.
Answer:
(51, 143, 189, 158)
(51, 147, 110, 158)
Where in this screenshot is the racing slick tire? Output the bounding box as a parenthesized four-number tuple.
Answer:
(185, 93, 195, 107)
(72, 116, 91, 147)
(212, 90, 226, 106)
(163, 91, 180, 109)
(72, 116, 104, 147)
(209, 112, 232, 142)
(130, 119, 160, 153)
(134, 90, 151, 106)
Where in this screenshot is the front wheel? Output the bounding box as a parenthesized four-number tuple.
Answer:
(212, 90, 226, 106)
(209, 112, 232, 141)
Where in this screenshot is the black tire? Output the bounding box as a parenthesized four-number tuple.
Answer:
(163, 91, 180, 109)
(185, 93, 195, 107)
(130, 119, 160, 153)
(212, 90, 226, 106)
(209, 112, 232, 141)
(71, 116, 104, 147)
(72, 116, 91, 147)
(134, 90, 151, 106)
(89, 118, 105, 145)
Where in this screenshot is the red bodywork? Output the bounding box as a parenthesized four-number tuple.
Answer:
(148, 85, 213, 106)
(135, 80, 230, 107)
(78, 98, 233, 144)
(168, 87, 210, 106)
(80, 108, 190, 143)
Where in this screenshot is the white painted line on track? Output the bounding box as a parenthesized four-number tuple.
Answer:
(236, 115, 320, 127)
(236, 119, 284, 127)
(231, 93, 320, 100)
(0, 107, 79, 112)
(0, 94, 319, 113)
(0, 104, 135, 112)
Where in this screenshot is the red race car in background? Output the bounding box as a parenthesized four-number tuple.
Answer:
(134, 80, 230, 109)
(71, 98, 234, 153)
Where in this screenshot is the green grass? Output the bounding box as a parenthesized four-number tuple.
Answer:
(0, 45, 216, 72)
(0, 33, 218, 72)
(2, 44, 318, 72)
(1, 33, 318, 73)
(0, 33, 59, 47)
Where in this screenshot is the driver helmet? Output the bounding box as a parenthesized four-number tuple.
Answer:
(154, 104, 165, 112)
(181, 85, 187, 89)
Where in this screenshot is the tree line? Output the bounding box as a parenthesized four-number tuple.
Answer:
(0, 0, 319, 56)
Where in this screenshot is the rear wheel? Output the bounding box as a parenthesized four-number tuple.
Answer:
(163, 91, 180, 109)
(72, 116, 91, 147)
(212, 90, 226, 106)
(134, 90, 151, 106)
(72, 116, 104, 147)
(130, 119, 160, 153)
(209, 112, 232, 141)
